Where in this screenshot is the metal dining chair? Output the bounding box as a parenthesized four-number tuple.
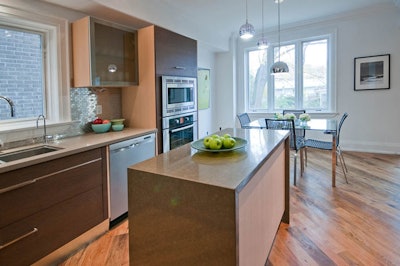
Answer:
(237, 113, 252, 128)
(265, 119, 305, 185)
(283, 109, 307, 165)
(305, 112, 349, 183)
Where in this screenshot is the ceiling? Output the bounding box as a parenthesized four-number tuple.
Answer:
(40, 0, 399, 51)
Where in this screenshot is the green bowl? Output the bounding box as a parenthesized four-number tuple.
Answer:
(112, 124, 124, 131)
(91, 123, 111, 133)
(111, 118, 125, 125)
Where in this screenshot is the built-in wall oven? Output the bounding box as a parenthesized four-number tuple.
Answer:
(163, 112, 198, 152)
(161, 76, 198, 152)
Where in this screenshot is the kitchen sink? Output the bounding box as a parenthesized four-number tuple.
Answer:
(0, 145, 63, 163)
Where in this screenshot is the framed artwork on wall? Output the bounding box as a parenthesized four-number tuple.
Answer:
(354, 54, 390, 91)
(197, 68, 210, 110)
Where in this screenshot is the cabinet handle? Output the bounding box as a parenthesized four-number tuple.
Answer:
(0, 227, 38, 250)
(174, 66, 186, 70)
(0, 179, 37, 194)
(0, 158, 102, 194)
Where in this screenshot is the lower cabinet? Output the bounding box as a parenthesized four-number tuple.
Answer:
(0, 148, 108, 266)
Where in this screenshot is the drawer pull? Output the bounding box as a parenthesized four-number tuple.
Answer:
(0, 179, 36, 194)
(0, 227, 38, 250)
(0, 158, 102, 194)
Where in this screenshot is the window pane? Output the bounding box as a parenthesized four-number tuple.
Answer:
(0, 27, 44, 120)
(303, 39, 327, 110)
(274, 44, 295, 110)
(248, 49, 268, 110)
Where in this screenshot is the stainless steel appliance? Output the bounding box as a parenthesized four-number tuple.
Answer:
(163, 112, 198, 152)
(109, 133, 156, 226)
(162, 76, 197, 117)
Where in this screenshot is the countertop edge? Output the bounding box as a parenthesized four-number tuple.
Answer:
(0, 128, 157, 173)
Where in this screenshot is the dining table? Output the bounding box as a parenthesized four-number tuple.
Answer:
(244, 118, 339, 187)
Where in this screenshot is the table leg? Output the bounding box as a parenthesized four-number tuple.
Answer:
(332, 135, 336, 187)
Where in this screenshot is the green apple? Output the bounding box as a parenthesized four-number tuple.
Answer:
(211, 134, 220, 139)
(209, 137, 223, 150)
(223, 133, 232, 139)
(203, 136, 212, 148)
(223, 137, 236, 149)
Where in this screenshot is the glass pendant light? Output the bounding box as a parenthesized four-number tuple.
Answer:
(270, 0, 289, 74)
(239, 0, 255, 39)
(257, 0, 268, 49)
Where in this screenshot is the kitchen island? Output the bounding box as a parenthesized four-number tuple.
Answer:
(128, 128, 290, 265)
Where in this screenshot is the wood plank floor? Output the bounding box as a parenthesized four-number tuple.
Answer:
(59, 150, 400, 265)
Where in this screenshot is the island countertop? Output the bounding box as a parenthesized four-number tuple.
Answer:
(129, 127, 289, 192)
(128, 127, 290, 265)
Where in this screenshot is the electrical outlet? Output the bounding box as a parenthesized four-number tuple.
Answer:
(96, 105, 102, 115)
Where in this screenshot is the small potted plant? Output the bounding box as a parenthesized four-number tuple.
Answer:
(299, 113, 311, 126)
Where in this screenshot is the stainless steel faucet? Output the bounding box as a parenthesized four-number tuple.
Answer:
(36, 114, 47, 143)
(0, 96, 15, 117)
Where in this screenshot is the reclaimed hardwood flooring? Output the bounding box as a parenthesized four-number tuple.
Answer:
(59, 150, 400, 265)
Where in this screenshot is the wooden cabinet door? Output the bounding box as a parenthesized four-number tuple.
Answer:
(0, 148, 108, 265)
(72, 16, 139, 87)
(154, 26, 197, 77)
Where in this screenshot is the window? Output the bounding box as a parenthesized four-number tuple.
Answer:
(0, 27, 44, 120)
(0, 6, 69, 130)
(247, 35, 332, 113)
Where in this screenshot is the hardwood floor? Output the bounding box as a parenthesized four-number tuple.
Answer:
(59, 150, 400, 265)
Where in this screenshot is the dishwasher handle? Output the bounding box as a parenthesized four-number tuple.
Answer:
(110, 137, 154, 154)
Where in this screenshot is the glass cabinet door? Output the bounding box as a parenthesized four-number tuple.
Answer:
(91, 19, 138, 86)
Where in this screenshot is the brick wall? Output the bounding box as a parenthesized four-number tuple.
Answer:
(0, 28, 43, 120)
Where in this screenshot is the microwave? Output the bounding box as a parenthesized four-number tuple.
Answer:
(161, 76, 197, 117)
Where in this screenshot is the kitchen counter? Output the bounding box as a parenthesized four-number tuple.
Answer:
(128, 128, 290, 265)
(0, 128, 157, 173)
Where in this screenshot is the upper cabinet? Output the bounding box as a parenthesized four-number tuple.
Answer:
(154, 26, 197, 77)
(72, 17, 139, 87)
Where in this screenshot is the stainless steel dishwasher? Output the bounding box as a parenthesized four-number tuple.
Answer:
(109, 133, 156, 226)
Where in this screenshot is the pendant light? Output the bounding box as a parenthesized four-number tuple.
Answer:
(257, 0, 268, 49)
(270, 0, 289, 74)
(239, 0, 255, 39)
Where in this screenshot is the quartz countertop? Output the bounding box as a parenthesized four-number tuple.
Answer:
(129, 128, 289, 192)
(0, 128, 157, 173)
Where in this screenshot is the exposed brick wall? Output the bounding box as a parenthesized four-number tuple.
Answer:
(0, 28, 43, 120)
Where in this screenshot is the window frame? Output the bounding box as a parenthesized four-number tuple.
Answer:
(242, 29, 337, 114)
(0, 5, 70, 131)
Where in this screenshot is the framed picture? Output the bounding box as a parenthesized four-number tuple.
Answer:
(197, 68, 210, 110)
(354, 54, 390, 91)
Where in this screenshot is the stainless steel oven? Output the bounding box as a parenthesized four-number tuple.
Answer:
(162, 112, 198, 152)
(162, 76, 197, 117)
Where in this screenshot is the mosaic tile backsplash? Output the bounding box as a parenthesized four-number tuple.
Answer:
(70, 88, 98, 133)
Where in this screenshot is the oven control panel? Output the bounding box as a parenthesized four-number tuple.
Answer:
(169, 114, 194, 128)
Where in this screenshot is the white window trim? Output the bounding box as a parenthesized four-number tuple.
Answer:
(0, 5, 70, 131)
(238, 25, 337, 115)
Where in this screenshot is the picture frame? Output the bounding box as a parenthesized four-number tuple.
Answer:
(197, 68, 211, 110)
(354, 54, 390, 91)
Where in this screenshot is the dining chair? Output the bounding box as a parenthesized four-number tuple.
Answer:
(237, 113, 252, 128)
(304, 112, 349, 183)
(283, 109, 307, 165)
(265, 119, 305, 185)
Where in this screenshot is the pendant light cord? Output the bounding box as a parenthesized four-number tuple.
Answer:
(246, 0, 249, 23)
(261, 0, 264, 37)
(278, 0, 281, 61)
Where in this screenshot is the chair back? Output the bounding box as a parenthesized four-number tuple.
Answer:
(265, 119, 299, 151)
(237, 113, 251, 128)
(336, 112, 348, 146)
(283, 109, 306, 138)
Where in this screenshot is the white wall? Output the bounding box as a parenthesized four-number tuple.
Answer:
(197, 43, 216, 138)
(213, 3, 400, 154)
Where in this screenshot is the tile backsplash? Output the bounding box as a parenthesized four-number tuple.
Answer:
(0, 87, 122, 148)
